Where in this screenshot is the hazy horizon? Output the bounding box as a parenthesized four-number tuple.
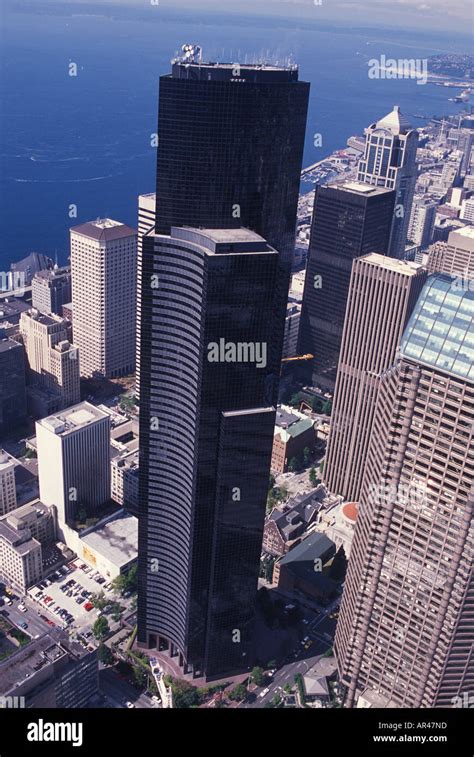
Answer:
(10, 0, 472, 35)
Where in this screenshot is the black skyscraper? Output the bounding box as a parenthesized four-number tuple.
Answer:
(155, 59, 309, 268)
(298, 182, 396, 389)
(138, 55, 309, 678)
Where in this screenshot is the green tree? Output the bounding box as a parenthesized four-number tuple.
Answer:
(309, 466, 320, 486)
(97, 643, 114, 665)
(91, 591, 108, 610)
(320, 460, 325, 476)
(228, 683, 247, 702)
(288, 457, 300, 473)
(268, 473, 276, 491)
(322, 399, 332, 416)
(303, 447, 311, 466)
(311, 396, 323, 413)
(92, 616, 110, 640)
(263, 557, 275, 583)
(290, 393, 302, 407)
(267, 659, 277, 670)
(284, 683, 292, 694)
(133, 665, 147, 689)
(250, 666, 265, 687)
(171, 679, 200, 709)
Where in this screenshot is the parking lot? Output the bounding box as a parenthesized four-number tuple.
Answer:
(26, 560, 127, 637)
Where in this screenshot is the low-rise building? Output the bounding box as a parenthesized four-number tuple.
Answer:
(61, 509, 137, 580)
(273, 531, 337, 601)
(303, 655, 337, 703)
(0, 632, 98, 708)
(271, 406, 316, 473)
(0, 500, 57, 594)
(263, 487, 326, 557)
(317, 501, 359, 559)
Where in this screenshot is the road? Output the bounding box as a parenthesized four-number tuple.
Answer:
(1, 596, 52, 639)
(246, 597, 340, 708)
(99, 667, 156, 709)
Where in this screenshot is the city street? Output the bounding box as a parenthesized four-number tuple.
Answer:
(246, 597, 340, 707)
(99, 667, 156, 709)
(1, 599, 51, 639)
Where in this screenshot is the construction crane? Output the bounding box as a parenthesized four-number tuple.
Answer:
(281, 353, 313, 364)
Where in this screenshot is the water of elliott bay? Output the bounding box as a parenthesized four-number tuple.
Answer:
(0, 1, 471, 270)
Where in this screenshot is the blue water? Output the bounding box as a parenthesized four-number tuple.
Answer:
(0, 1, 472, 271)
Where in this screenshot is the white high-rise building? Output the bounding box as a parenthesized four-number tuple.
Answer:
(358, 106, 418, 259)
(460, 198, 474, 222)
(70, 219, 137, 379)
(136, 194, 156, 401)
(0, 451, 16, 517)
(36, 402, 110, 529)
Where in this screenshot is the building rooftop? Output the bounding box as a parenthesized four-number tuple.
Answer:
(33, 267, 70, 282)
(0, 631, 89, 696)
(169, 53, 300, 83)
(274, 409, 314, 441)
(21, 309, 67, 328)
(70, 219, 137, 243)
(0, 299, 30, 322)
(330, 181, 394, 197)
(0, 337, 23, 354)
(448, 225, 474, 252)
(166, 227, 274, 256)
(360, 253, 424, 275)
(401, 274, 474, 382)
(279, 531, 335, 567)
(342, 502, 359, 524)
(38, 402, 109, 436)
(81, 510, 138, 568)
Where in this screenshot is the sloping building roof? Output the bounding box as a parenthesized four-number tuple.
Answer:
(375, 105, 412, 135)
(401, 273, 474, 382)
(279, 531, 335, 567)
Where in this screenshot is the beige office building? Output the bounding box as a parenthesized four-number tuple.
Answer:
(36, 402, 110, 530)
(0, 501, 56, 594)
(428, 225, 474, 278)
(335, 273, 474, 708)
(70, 218, 137, 379)
(324, 254, 427, 501)
(20, 309, 80, 411)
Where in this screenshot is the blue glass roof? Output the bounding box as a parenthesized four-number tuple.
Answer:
(401, 274, 474, 382)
